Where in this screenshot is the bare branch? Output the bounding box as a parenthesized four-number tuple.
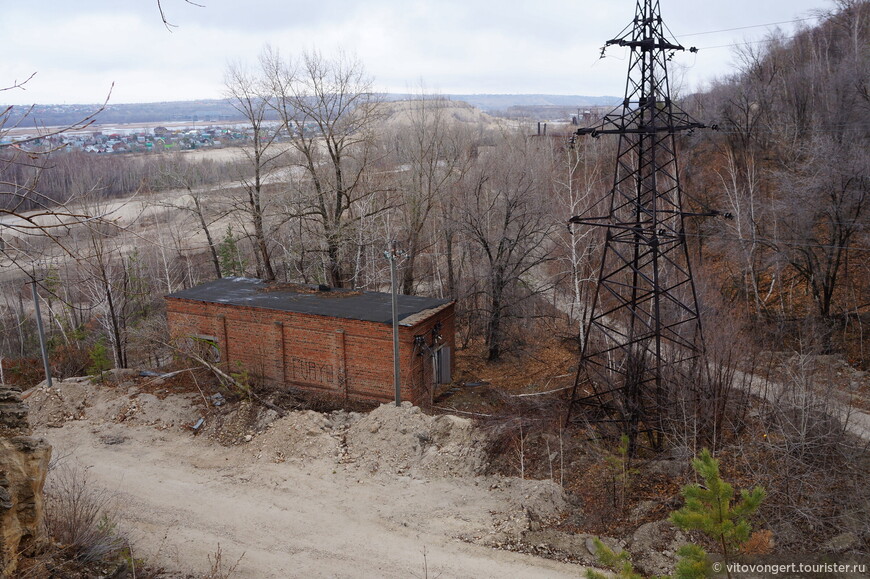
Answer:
(157, 0, 205, 32)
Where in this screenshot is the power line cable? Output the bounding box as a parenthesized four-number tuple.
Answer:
(681, 230, 870, 253)
(697, 38, 789, 51)
(604, 20, 812, 58)
(674, 16, 819, 39)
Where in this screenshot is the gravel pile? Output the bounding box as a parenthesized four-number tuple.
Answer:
(345, 402, 489, 478)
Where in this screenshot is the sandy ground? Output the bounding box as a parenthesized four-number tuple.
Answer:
(30, 378, 591, 578)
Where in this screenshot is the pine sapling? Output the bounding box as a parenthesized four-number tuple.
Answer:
(88, 338, 112, 382)
(670, 449, 765, 579)
(605, 434, 639, 512)
(584, 538, 644, 579)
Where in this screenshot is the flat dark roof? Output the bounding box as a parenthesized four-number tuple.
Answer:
(166, 277, 451, 326)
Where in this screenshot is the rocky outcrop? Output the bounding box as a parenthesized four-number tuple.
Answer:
(0, 387, 52, 576)
(629, 519, 690, 577)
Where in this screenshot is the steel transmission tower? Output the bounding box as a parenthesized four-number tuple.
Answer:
(566, 0, 715, 450)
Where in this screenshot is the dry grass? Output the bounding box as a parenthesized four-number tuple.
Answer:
(204, 544, 244, 579)
(16, 462, 132, 578)
(42, 463, 127, 564)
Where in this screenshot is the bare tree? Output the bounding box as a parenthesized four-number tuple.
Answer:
(224, 61, 285, 281)
(384, 95, 470, 295)
(67, 191, 155, 370)
(457, 132, 555, 360)
(552, 135, 609, 338)
(715, 147, 775, 316)
(262, 47, 386, 288)
(775, 137, 869, 323)
(0, 90, 110, 271)
(151, 158, 227, 280)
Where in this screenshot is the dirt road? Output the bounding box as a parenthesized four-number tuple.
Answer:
(34, 382, 590, 578)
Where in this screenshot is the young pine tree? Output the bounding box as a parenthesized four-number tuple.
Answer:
(670, 449, 766, 579)
(88, 338, 112, 382)
(218, 225, 246, 278)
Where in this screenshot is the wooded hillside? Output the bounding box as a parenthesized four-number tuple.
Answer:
(683, 0, 869, 364)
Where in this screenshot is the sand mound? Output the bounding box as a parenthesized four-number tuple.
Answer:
(345, 402, 489, 478)
(198, 400, 280, 446)
(498, 477, 570, 519)
(28, 378, 490, 481)
(112, 390, 202, 428)
(26, 376, 203, 430)
(244, 402, 489, 479)
(247, 408, 345, 462)
(26, 378, 92, 427)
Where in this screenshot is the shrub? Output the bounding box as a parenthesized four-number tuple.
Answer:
(42, 463, 127, 563)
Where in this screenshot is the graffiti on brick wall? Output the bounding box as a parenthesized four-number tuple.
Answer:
(288, 356, 334, 386)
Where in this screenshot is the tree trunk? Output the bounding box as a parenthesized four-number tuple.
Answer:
(486, 274, 505, 361)
(192, 194, 222, 279)
(327, 242, 346, 288)
(444, 231, 456, 300)
(401, 233, 419, 296)
(104, 279, 126, 369)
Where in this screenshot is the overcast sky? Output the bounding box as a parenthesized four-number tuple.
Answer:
(0, 0, 832, 105)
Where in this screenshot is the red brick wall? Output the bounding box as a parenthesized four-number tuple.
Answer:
(165, 298, 455, 407)
(400, 308, 456, 406)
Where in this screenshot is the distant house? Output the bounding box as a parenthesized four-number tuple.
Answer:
(165, 278, 455, 407)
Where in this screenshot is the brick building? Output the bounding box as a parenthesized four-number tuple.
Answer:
(165, 277, 454, 407)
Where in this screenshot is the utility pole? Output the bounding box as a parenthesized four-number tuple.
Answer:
(566, 0, 719, 452)
(384, 241, 407, 406)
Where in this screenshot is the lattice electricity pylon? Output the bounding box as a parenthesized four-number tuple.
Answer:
(565, 0, 716, 451)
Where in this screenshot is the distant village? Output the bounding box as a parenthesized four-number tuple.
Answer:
(1, 121, 284, 154)
(0, 96, 620, 156)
